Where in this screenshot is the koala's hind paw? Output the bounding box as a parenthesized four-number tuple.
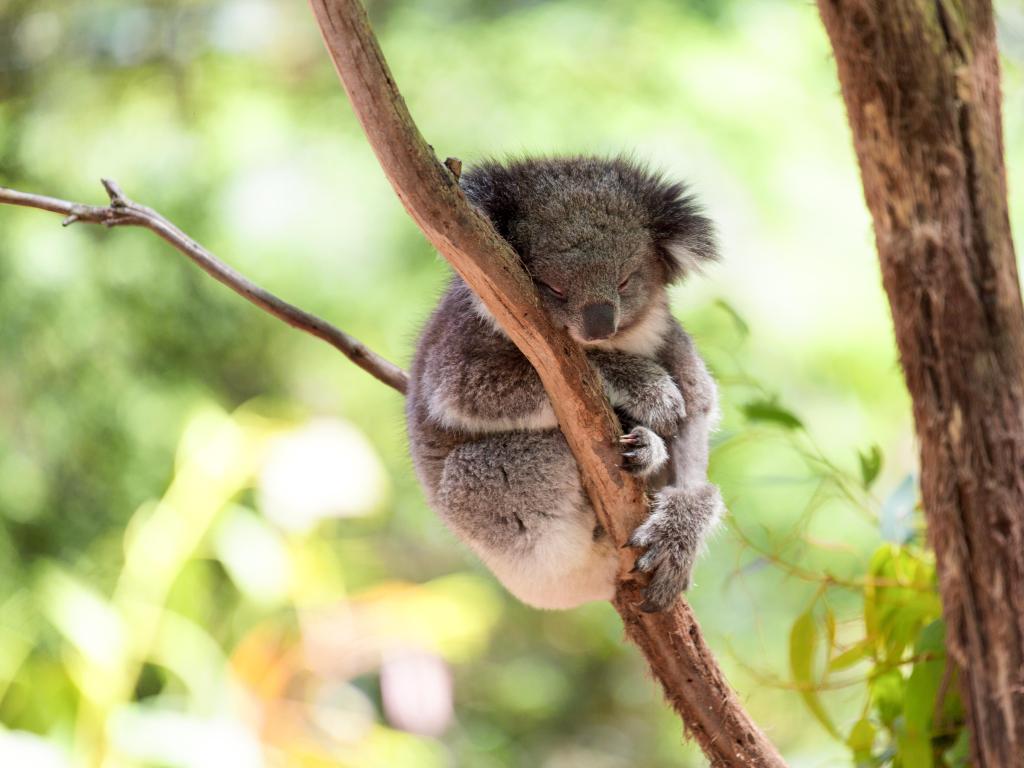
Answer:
(627, 484, 723, 612)
(622, 376, 685, 437)
(619, 426, 668, 477)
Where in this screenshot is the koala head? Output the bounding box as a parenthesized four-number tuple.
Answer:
(461, 156, 717, 346)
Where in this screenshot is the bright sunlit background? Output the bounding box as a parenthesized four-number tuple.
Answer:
(2, 1, 1024, 766)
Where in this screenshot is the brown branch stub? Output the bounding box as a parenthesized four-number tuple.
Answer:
(101, 177, 127, 204)
(0, 182, 409, 394)
(443, 156, 463, 180)
(307, 0, 786, 764)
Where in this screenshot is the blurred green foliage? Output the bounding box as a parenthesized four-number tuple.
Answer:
(2, 0, 1024, 765)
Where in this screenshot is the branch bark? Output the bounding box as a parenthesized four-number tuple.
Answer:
(308, 0, 785, 764)
(817, 1, 1024, 764)
(0, 181, 408, 394)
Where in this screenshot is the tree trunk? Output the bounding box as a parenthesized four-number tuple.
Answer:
(817, 1, 1024, 763)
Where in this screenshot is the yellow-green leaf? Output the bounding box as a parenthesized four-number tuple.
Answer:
(846, 717, 876, 762)
(829, 639, 871, 672)
(789, 610, 840, 738)
(742, 398, 803, 430)
(858, 445, 883, 488)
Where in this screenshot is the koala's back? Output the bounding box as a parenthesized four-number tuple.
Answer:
(406, 279, 549, 506)
(407, 279, 627, 608)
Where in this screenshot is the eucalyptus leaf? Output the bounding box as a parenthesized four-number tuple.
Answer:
(858, 444, 883, 489)
(828, 640, 871, 672)
(742, 398, 803, 430)
(713, 298, 750, 338)
(870, 668, 906, 727)
(846, 717, 876, 763)
(944, 730, 971, 767)
(789, 611, 840, 738)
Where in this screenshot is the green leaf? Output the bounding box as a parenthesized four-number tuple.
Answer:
(742, 398, 803, 430)
(898, 727, 934, 768)
(905, 654, 943, 732)
(943, 730, 970, 768)
(908, 620, 965, 739)
(915, 619, 946, 655)
(846, 717, 876, 763)
(863, 546, 894, 641)
(865, 544, 942, 662)
(829, 639, 871, 672)
(858, 445, 883, 488)
(789, 610, 840, 738)
(713, 298, 750, 338)
(824, 607, 836, 659)
(870, 668, 905, 727)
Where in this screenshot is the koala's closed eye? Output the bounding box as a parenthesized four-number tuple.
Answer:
(539, 281, 566, 299)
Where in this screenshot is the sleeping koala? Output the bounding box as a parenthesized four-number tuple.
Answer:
(406, 156, 724, 612)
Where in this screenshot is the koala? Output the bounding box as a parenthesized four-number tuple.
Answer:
(406, 156, 724, 612)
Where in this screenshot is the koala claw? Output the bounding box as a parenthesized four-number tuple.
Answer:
(627, 485, 723, 612)
(622, 377, 686, 437)
(619, 426, 668, 477)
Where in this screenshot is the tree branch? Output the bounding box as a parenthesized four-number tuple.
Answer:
(0, 7, 786, 761)
(0, 181, 408, 394)
(308, 0, 786, 764)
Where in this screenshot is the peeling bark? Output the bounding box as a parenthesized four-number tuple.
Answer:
(817, 1, 1024, 763)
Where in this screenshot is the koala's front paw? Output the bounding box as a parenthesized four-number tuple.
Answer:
(621, 375, 686, 437)
(619, 426, 668, 477)
(627, 484, 723, 612)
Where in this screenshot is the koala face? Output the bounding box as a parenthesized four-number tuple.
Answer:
(461, 156, 717, 346)
(522, 206, 665, 343)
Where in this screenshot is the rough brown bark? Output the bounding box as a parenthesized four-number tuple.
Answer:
(817, 1, 1024, 764)
(307, 0, 786, 764)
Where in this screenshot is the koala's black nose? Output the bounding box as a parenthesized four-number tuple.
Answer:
(581, 302, 617, 340)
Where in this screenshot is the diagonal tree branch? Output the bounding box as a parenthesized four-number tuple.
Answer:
(308, 0, 786, 765)
(0, 181, 409, 394)
(0, 6, 786, 761)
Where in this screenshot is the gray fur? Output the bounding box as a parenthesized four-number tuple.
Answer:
(620, 426, 669, 478)
(406, 156, 724, 612)
(590, 348, 687, 436)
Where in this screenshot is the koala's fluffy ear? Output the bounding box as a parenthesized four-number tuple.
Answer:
(459, 162, 523, 250)
(642, 175, 719, 284)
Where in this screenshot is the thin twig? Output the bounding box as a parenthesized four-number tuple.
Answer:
(0, 181, 408, 394)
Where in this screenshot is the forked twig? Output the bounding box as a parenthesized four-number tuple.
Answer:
(0, 181, 408, 394)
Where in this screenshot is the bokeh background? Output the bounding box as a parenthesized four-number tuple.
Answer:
(2, 1, 1024, 766)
